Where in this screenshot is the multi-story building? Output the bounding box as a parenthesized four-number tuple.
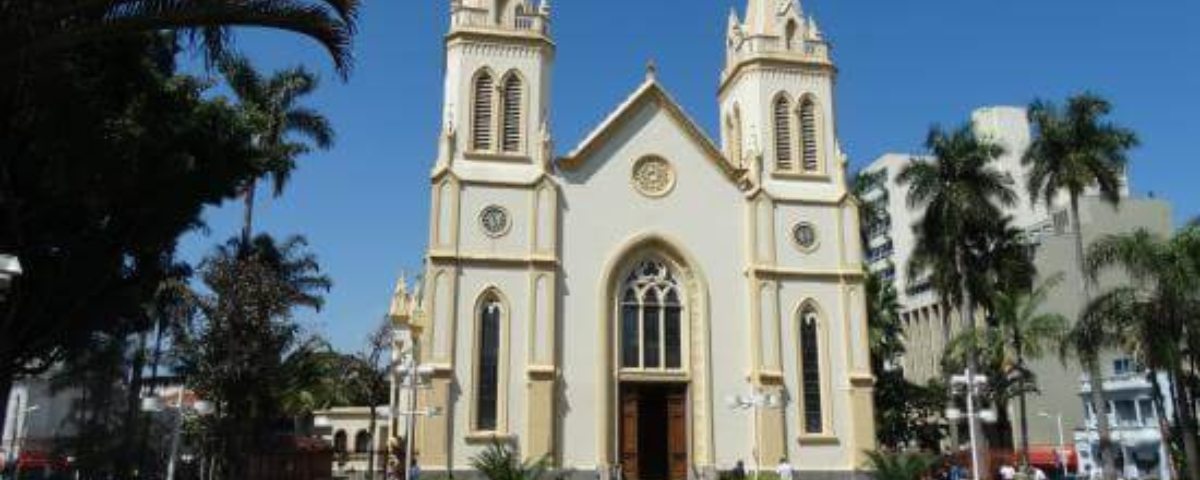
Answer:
(857, 106, 1174, 471)
(1075, 359, 1173, 480)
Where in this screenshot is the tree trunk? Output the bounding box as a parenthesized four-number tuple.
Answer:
(1017, 365, 1030, 470)
(1071, 197, 1117, 480)
(119, 331, 148, 477)
(942, 299, 961, 451)
(1170, 368, 1200, 480)
(241, 180, 256, 247)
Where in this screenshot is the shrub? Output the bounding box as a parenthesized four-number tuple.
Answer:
(864, 451, 938, 480)
(470, 442, 549, 480)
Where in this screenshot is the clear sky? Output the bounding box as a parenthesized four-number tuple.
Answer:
(177, 0, 1200, 352)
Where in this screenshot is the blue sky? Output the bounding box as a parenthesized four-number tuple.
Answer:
(177, 0, 1200, 352)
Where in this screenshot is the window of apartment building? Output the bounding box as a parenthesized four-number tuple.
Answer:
(1140, 399, 1156, 424)
(1113, 358, 1134, 376)
(1115, 400, 1138, 426)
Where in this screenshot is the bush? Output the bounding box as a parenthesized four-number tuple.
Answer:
(864, 451, 938, 480)
(469, 442, 548, 480)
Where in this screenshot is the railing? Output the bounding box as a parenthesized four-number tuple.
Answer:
(450, 6, 548, 35)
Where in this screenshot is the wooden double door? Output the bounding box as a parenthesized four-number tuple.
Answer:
(619, 383, 688, 480)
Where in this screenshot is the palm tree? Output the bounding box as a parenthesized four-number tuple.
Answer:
(866, 271, 905, 373)
(1024, 93, 1138, 480)
(221, 55, 334, 245)
(280, 335, 349, 435)
(1, 0, 358, 77)
(991, 276, 1068, 468)
(898, 123, 1015, 472)
(1078, 226, 1200, 480)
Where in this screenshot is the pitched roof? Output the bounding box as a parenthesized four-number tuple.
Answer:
(557, 78, 746, 186)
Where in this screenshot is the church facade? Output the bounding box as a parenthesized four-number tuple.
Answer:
(405, 1, 876, 479)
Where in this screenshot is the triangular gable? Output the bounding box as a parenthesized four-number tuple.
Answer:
(557, 79, 747, 188)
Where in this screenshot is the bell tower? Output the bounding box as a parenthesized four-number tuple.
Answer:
(719, 0, 846, 193)
(436, 0, 555, 182)
(420, 0, 561, 470)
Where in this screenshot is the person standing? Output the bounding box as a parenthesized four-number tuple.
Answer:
(732, 460, 746, 480)
(775, 458, 794, 480)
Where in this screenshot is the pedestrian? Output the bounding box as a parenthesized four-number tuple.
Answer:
(999, 463, 1016, 480)
(408, 455, 421, 480)
(1032, 467, 1047, 480)
(776, 458, 794, 480)
(732, 460, 746, 480)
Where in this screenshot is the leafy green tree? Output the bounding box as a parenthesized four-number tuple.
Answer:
(174, 234, 331, 479)
(341, 320, 396, 480)
(1077, 226, 1200, 480)
(0, 0, 358, 77)
(946, 277, 1068, 467)
(898, 124, 1016, 460)
(0, 0, 357, 432)
(279, 335, 349, 435)
(220, 55, 335, 243)
(1024, 93, 1138, 480)
(0, 34, 266, 432)
(863, 271, 947, 450)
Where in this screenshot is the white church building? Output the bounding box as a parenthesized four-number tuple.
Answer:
(399, 1, 877, 479)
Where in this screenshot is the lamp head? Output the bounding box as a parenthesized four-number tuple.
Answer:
(193, 400, 215, 416)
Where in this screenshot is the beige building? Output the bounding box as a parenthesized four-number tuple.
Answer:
(394, 1, 877, 479)
(314, 407, 391, 480)
(858, 107, 1174, 462)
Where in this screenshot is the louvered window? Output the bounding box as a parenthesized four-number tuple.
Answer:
(801, 98, 819, 172)
(774, 97, 794, 171)
(472, 72, 494, 151)
(501, 75, 523, 153)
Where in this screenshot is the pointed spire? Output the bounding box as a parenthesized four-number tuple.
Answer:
(743, 0, 773, 35)
(742, 0, 804, 36)
(388, 273, 407, 320)
(645, 60, 658, 82)
(727, 6, 741, 30)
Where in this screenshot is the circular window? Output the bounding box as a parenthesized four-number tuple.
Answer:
(479, 205, 511, 238)
(791, 222, 819, 251)
(631, 156, 676, 198)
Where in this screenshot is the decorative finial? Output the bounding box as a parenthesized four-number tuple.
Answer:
(646, 60, 658, 82)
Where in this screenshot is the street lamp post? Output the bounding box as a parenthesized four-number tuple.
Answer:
(1038, 411, 1066, 477)
(142, 385, 213, 480)
(947, 369, 997, 480)
(726, 389, 784, 480)
(10, 403, 38, 479)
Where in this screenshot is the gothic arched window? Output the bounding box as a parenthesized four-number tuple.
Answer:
(800, 97, 820, 173)
(471, 71, 495, 152)
(799, 305, 824, 434)
(474, 295, 503, 431)
(500, 73, 524, 153)
(773, 95, 794, 172)
(619, 259, 684, 370)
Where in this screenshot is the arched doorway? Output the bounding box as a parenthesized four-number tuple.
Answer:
(598, 235, 714, 479)
(616, 258, 688, 480)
